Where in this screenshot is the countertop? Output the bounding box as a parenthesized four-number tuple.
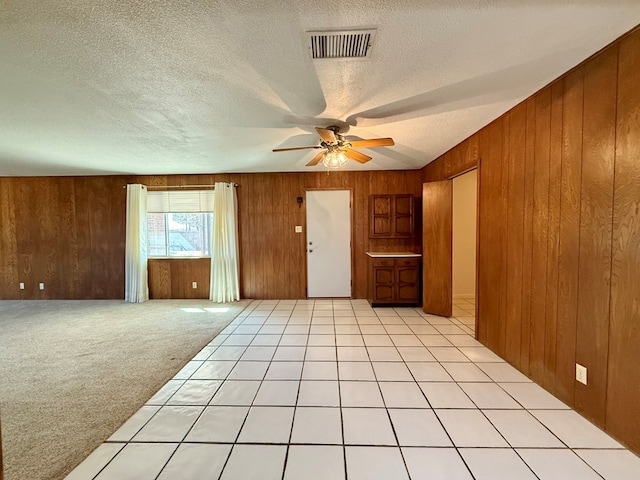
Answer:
(366, 252, 422, 258)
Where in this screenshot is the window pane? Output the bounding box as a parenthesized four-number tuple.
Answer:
(167, 213, 211, 257)
(147, 213, 167, 256)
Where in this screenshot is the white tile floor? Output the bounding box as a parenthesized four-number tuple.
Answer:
(65, 298, 640, 480)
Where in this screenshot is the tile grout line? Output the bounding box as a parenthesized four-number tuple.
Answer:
(333, 303, 349, 480)
(281, 302, 312, 480)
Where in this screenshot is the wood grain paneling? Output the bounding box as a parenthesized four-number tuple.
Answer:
(0, 170, 422, 300)
(529, 87, 551, 384)
(555, 67, 584, 406)
(544, 80, 564, 392)
(419, 25, 640, 454)
(148, 259, 172, 298)
(482, 118, 505, 352)
(498, 114, 510, 356)
(429, 136, 480, 182)
(0, 176, 127, 299)
(520, 97, 537, 376)
(575, 46, 618, 425)
(474, 127, 491, 345)
(422, 180, 452, 316)
(607, 29, 640, 454)
(148, 258, 211, 299)
(504, 103, 527, 368)
(0, 179, 18, 298)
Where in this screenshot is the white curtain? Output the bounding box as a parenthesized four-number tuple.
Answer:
(125, 184, 149, 303)
(210, 182, 240, 302)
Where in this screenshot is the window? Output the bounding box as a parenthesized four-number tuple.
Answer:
(147, 190, 214, 258)
(148, 212, 213, 257)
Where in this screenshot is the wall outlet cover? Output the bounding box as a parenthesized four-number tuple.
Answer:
(39, 283, 45, 290)
(576, 363, 588, 385)
(295, 225, 303, 233)
(19, 282, 25, 289)
(192, 282, 197, 289)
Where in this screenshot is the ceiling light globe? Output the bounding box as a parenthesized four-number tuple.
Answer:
(322, 150, 348, 168)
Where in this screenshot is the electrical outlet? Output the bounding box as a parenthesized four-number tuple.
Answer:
(295, 225, 303, 233)
(39, 283, 45, 290)
(576, 363, 588, 385)
(192, 282, 197, 289)
(19, 282, 25, 290)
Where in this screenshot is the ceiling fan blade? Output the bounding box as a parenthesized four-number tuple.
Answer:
(315, 127, 337, 143)
(273, 146, 322, 152)
(349, 138, 395, 148)
(306, 151, 325, 166)
(344, 149, 372, 164)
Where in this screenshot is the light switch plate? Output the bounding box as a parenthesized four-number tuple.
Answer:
(19, 282, 25, 290)
(192, 282, 197, 289)
(39, 283, 45, 290)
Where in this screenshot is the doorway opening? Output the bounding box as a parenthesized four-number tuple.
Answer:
(452, 169, 477, 335)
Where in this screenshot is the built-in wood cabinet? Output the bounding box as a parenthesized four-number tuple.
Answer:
(369, 194, 414, 238)
(367, 255, 421, 306)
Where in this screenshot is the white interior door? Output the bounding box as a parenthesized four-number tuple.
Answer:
(306, 190, 351, 298)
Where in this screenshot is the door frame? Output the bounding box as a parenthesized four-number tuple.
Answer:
(448, 163, 482, 340)
(447, 163, 481, 339)
(304, 187, 354, 299)
(421, 161, 481, 337)
(474, 159, 481, 337)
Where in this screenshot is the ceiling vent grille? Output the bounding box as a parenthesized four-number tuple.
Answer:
(307, 29, 376, 59)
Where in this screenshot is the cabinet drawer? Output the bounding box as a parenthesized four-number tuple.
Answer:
(372, 258, 394, 267)
(396, 258, 419, 267)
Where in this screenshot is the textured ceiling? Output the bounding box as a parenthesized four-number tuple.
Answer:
(1, 1, 639, 176)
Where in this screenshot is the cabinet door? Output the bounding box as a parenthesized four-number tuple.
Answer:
(369, 195, 392, 237)
(373, 266, 395, 301)
(396, 265, 419, 302)
(393, 194, 414, 237)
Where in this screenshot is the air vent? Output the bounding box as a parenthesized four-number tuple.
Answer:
(307, 29, 376, 59)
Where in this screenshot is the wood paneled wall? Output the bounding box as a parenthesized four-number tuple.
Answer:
(0, 176, 128, 299)
(422, 27, 640, 454)
(0, 171, 422, 301)
(148, 258, 211, 299)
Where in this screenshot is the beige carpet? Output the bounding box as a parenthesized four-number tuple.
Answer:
(0, 299, 250, 480)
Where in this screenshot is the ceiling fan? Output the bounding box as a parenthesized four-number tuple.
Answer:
(272, 126, 394, 168)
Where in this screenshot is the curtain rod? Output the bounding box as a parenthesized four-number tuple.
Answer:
(123, 183, 238, 189)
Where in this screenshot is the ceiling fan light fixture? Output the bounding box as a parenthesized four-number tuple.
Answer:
(322, 148, 348, 168)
